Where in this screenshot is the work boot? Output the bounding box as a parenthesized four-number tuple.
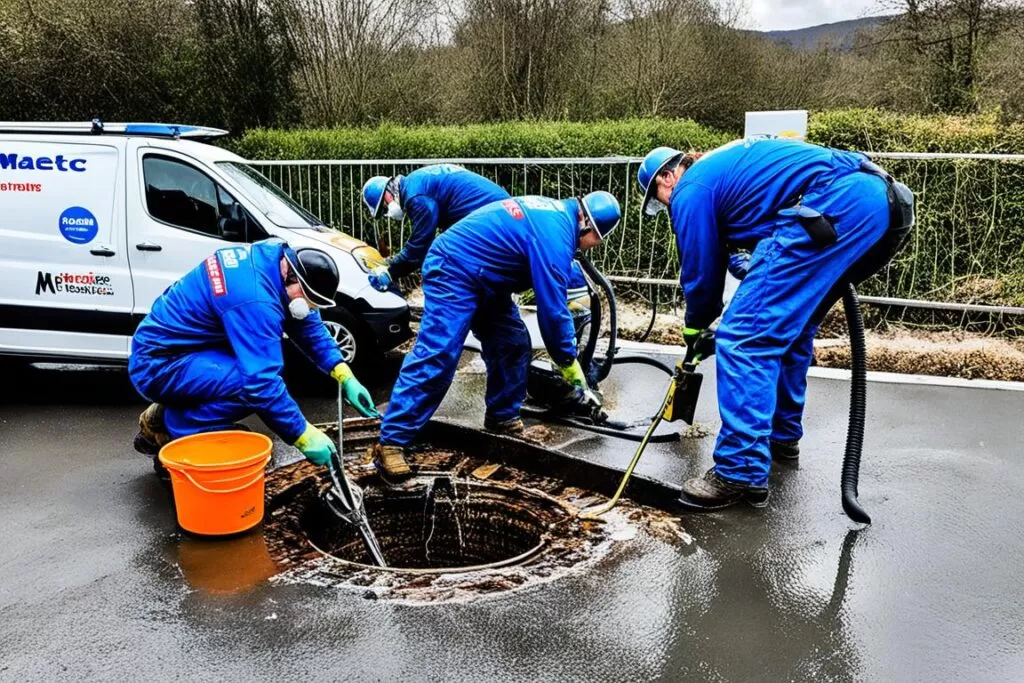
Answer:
(133, 403, 170, 456)
(677, 467, 769, 511)
(369, 442, 412, 481)
(484, 416, 525, 437)
(771, 439, 800, 463)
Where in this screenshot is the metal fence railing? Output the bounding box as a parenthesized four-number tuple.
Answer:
(245, 153, 1024, 312)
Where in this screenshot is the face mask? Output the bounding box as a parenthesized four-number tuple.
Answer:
(386, 201, 405, 221)
(646, 198, 667, 216)
(288, 297, 311, 320)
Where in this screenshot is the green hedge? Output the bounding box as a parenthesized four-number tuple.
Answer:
(231, 111, 1024, 306)
(808, 110, 1024, 306)
(807, 109, 1024, 153)
(227, 118, 732, 159)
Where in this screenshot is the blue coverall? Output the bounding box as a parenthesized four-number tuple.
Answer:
(669, 138, 892, 487)
(388, 165, 511, 279)
(128, 239, 343, 443)
(390, 164, 588, 289)
(381, 196, 580, 446)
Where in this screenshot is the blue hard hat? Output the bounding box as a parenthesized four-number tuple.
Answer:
(361, 176, 390, 217)
(581, 190, 621, 240)
(637, 146, 683, 216)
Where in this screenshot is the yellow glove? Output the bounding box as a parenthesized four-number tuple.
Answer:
(558, 359, 603, 417)
(293, 422, 336, 466)
(330, 362, 380, 418)
(558, 359, 588, 390)
(330, 362, 354, 383)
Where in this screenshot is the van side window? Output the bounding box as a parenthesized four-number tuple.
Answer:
(143, 155, 264, 243)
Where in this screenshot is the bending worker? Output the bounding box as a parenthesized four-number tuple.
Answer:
(129, 239, 379, 472)
(368, 192, 622, 479)
(638, 137, 913, 510)
(360, 164, 511, 291)
(361, 163, 589, 295)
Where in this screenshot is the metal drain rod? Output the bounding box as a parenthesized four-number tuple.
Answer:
(323, 385, 388, 567)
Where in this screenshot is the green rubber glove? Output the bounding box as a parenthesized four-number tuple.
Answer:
(330, 362, 381, 418)
(683, 327, 716, 365)
(293, 422, 337, 466)
(558, 359, 588, 390)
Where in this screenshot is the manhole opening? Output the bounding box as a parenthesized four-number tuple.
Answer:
(302, 476, 569, 571)
(260, 435, 683, 601)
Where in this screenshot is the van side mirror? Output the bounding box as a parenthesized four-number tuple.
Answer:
(219, 201, 248, 243)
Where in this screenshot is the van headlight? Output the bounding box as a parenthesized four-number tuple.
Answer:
(351, 245, 388, 273)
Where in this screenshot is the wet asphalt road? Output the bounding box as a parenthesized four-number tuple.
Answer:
(1, 355, 1023, 682)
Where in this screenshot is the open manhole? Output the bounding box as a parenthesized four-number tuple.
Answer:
(255, 419, 690, 602)
(302, 476, 571, 572)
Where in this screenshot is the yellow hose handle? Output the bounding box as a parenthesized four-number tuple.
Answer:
(579, 374, 678, 519)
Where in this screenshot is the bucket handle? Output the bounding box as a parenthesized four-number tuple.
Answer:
(179, 467, 266, 494)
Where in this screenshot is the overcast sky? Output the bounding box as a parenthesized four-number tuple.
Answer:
(739, 0, 884, 32)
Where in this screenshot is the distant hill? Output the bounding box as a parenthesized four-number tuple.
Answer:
(759, 16, 895, 50)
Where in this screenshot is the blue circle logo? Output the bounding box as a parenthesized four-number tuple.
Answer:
(59, 207, 99, 244)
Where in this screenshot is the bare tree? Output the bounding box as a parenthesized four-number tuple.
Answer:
(874, 0, 1024, 112)
(271, 0, 439, 125)
(193, 0, 297, 130)
(449, 0, 611, 120)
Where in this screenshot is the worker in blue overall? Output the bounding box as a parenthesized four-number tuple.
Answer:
(129, 239, 379, 474)
(637, 137, 913, 509)
(360, 164, 512, 289)
(367, 192, 622, 480)
(361, 164, 590, 294)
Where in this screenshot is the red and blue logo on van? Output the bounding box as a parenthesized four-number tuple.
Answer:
(58, 207, 98, 244)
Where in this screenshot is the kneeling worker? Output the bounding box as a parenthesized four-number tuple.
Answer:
(129, 239, 379, 469)
(638, 137, 913, 510)
(369, 192, 622, 479)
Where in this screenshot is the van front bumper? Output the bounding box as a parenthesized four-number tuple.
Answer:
(363, 305, 412, 352)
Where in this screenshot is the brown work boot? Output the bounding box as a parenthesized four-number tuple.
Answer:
(770, 439, 800, 464)
(484, 416, 525, 437)
(134, 403, 171, 456)
(369, 442, 412, 481)
(770, 438, 798, 464)
(677, 467, 769, 511)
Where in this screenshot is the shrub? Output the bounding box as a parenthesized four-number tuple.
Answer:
(227, 118, 733, 160)
(232, 110, 1024, 306)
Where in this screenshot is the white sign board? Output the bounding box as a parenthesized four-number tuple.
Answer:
(744, 110, 808, 140)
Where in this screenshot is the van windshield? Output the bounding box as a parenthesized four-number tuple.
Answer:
(217, 162, 322, 229)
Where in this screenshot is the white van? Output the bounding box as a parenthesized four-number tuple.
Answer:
(0, 121, 411, 370)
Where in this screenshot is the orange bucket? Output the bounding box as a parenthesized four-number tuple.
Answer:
(158, 431, 273, 536)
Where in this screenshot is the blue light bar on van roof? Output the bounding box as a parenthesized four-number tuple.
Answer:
(121, 123, 229, 138)
(0, 121, 229, 139)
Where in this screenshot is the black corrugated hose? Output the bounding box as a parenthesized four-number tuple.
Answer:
(841, 283, 871, 525)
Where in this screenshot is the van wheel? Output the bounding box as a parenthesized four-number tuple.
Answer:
(321, 306, 379, 375)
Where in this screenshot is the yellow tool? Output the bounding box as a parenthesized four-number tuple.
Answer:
(579, 360, 703, 519)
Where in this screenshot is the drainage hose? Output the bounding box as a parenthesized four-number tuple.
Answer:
(611, 355, 675, 377)
(841, 283, 871, 525)
(638, 285, 658, 344)
(576, 254, 618, 383)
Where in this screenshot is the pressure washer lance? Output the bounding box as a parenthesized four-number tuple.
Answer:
(322, 385, 388, 567)
(578, 341, 707, 519)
